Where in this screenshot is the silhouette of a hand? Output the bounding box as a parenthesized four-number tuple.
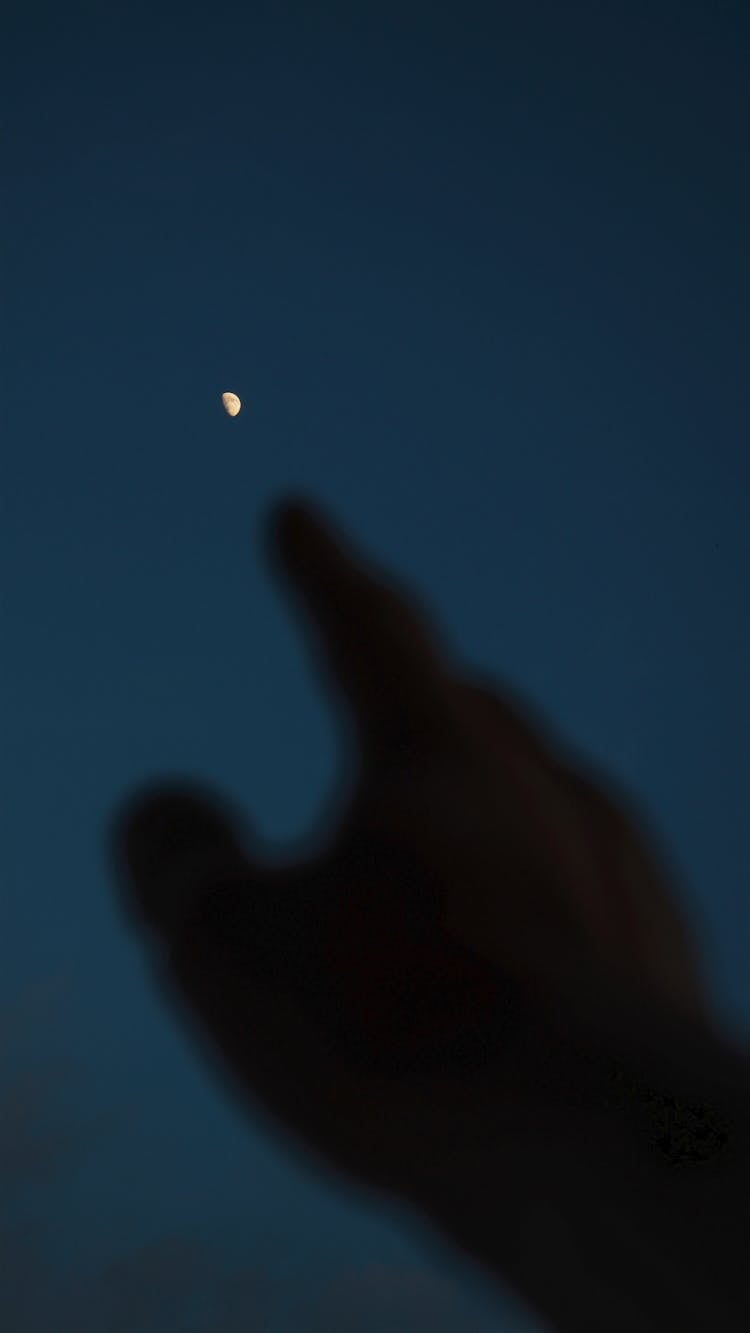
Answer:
(112, 496, 725, 1319)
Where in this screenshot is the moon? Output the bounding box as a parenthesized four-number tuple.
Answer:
(221, 392, 241, 418)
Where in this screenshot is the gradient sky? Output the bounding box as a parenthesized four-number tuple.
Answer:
(3, 1, 748, 1329)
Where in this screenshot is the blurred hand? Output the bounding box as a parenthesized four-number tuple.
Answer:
(111, 495, 720, 1310)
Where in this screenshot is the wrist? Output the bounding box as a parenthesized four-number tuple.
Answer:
(417, 981, 750, 1333)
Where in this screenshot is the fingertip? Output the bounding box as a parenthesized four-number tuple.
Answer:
(264, 492, 359, 590)
(263, 492, 319, 570)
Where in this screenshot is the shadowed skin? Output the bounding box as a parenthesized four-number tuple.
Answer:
(110, 495, 750, 1333)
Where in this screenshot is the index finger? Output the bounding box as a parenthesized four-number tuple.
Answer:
(266, 496, 454, 762)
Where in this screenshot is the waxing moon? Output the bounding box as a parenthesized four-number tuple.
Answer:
(221, 392, 241, 417)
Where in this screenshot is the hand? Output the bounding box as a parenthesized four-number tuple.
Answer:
(111, 495, 722, 1320)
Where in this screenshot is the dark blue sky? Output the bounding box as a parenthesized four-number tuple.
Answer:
(3, 1, 748, 1328)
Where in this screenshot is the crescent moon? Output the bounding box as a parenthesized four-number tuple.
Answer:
(221, 392, 241, 417)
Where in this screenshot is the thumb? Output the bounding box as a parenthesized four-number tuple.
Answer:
(109, 782, 396, 1175)
(111, 779, 253, 938)
(110, 779, 322, 993)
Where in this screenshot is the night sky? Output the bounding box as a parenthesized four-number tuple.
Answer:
(3, 1, 748, 1329)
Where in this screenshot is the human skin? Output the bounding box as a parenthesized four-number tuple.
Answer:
(111, 496, 750, 1333)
